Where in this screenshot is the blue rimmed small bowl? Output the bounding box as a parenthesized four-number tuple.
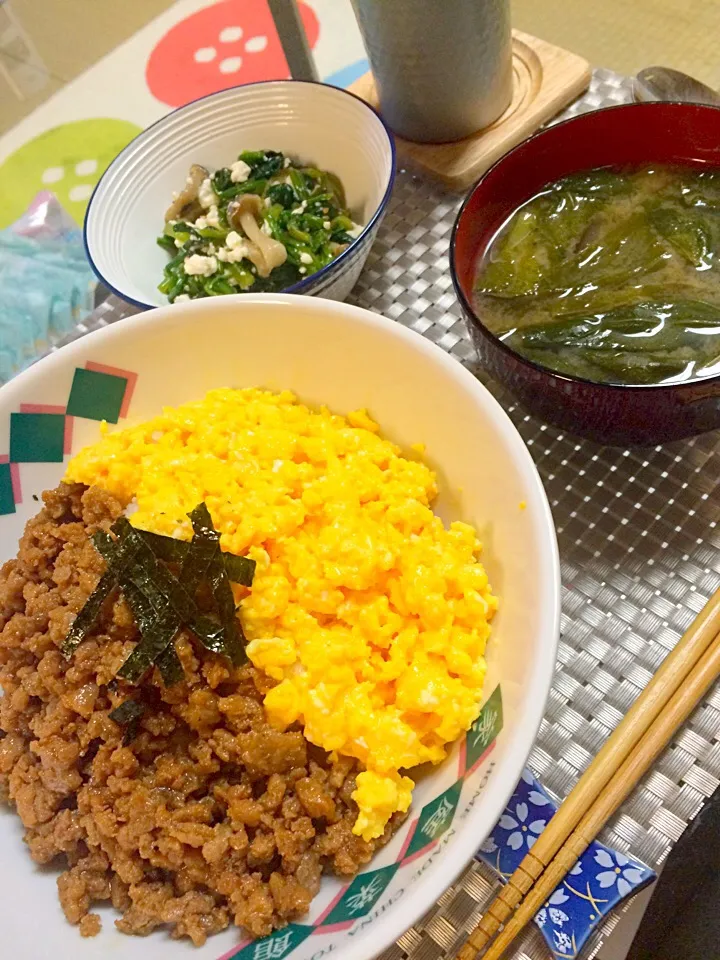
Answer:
(84, 81, 395, 309)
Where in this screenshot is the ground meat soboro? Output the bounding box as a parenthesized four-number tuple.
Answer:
(0, 484, 398, 945)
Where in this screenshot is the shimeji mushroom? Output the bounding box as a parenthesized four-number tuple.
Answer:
(165, 164, 209, 223)
(227, 194, 287, 277)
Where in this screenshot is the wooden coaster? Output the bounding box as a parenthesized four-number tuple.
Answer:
(349, 30, 591, 192)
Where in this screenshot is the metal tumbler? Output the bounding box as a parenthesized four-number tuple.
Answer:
(350, 0, 513, 143)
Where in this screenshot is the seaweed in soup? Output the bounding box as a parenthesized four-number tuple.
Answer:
(473, 164, 720, 385)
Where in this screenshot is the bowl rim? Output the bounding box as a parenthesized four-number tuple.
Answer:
(83, 79, 397, 311)
(450, 99, 720, 394)
(0, 293, 561, 960)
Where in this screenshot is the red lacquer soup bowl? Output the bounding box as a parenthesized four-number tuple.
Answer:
(451, 102, 720, 446)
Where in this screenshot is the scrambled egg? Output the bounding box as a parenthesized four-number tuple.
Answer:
(66, 388, 497, 840)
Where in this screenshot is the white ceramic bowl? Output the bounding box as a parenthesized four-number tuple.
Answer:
(84, 82, 395, 308)
(0, 295, 559, 960)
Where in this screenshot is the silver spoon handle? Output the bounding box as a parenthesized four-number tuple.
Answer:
(267, 0, 319, 83)
(634, 65, 720, 107)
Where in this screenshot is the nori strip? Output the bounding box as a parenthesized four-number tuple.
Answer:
(156, 645, 185, 686)
(92, 530, 138, 579)
(109, 698, 145, 745)
(139, 528, 256, 585)
(66, 501, 250, 684)
(167, 508, 231, 664)
(139, 529, 188, 564)
(120, 579, 155, 631)
(210, 554, 248, 666)
(123, 724, 139, 748)
(109, 698, 145, 724)
(182, 503, 220, 590)
(182, 504, 245, 661)
(63, 528, 141, 658)
(61, 570, 116, 658)
(222, 552, 255, 587)
(187, 502, 219, 542)
(124, 580, 185, 686)
(189, 504, 247, 666)
(111, 518, 225, 650)
(117, 606, 180, 683)
(111, 519, 175, 614)
(113, 512, 229, 677)
(96, 529, 187, 684)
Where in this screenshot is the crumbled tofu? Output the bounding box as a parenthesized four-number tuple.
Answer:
(194, 216, 208, 229)
(184, 254, 217, 276)
(261, 220, 272, 235)
(299, 267, 307, 274)
(283, 157, 291, 168)
(205, 205, 220, 228)
(198, 177, 216, 209)
(174, 239, 184, 248)
(299, 251, 313, 265)
(221, 232, 251, 262)
(230, 160, 252, 183)
(264, 197, 271, 208)
(323, 220, 331, 230)
(348, 223, 363, 239)
(219, 247, 251, 263)
(292, 200, 308, 215)
(174, 294, 191, 302)
(225, 247, 250, 263)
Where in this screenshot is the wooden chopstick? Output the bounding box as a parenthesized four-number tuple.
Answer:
(457, 585, 720, 960)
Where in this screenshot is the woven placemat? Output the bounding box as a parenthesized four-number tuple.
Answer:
(55, 68, 720, 960)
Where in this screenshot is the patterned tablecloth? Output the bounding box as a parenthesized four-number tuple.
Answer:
(53, 68, 720, 960)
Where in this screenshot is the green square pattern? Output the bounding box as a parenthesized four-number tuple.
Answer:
(405, 779, 462, 861)
(0, 463, 14, 515)
(9, 412, 65, 463)
(230, 924, 313, 960)
(466, 684, 503, 770)
(323, 864, 398, 926)
(67, 367, 127, 423)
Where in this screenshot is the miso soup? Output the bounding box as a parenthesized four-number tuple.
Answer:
(473, 164, 720, 385)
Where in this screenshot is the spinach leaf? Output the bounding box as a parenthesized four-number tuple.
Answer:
(647, 201, 715, 269)
(503, 299, 720, 384)
(239, 149, 285, 179)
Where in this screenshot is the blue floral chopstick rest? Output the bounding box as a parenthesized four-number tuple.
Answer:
(476, 770, 656, 959)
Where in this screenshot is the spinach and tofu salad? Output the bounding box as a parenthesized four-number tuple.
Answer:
(157, 150, 363, 300)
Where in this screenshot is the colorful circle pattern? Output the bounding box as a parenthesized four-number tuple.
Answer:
(0, 118, 142, 230)
(146, 0, 320, 108)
